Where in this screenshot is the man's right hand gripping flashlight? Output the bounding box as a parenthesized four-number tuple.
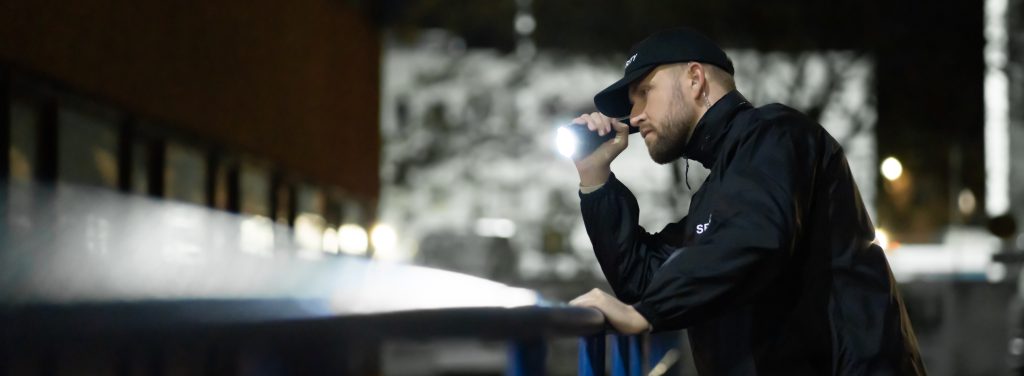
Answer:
(556, 114, 637, 160)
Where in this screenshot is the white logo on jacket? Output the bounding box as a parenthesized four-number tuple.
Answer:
(696, 213, 712, 234)
(624, 54, 637, 69)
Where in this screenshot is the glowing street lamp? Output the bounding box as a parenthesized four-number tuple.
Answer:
(881, 157, 903, 182)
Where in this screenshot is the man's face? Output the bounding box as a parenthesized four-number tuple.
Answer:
(628, 64, 700, 164)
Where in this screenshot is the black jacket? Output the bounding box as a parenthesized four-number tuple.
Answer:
(580, 91, 926, 375)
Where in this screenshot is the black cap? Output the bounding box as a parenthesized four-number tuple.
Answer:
(594, 27, 734, 118)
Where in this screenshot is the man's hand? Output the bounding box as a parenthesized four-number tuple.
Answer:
(572, 112, 631, 187)
(569, 288, 650, 335)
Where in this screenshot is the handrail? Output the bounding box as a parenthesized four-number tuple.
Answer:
(1, 302, 606, 341)
(0, 183, 683, 375)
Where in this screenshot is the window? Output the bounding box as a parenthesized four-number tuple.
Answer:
(239, 162, 270, 217)
(57, 108, 118, 188)
(164, 142, 206, 205)
(8, 99, 38, 183)
(130, 139, 148, 195)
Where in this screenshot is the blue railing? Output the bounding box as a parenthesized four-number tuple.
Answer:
(513, 330, 683, 376)
(519, 331, 681, 376)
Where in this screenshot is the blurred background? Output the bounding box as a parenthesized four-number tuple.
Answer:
(2, 0, 1024, 374)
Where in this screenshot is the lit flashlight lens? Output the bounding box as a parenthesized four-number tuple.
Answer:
(556, 127, 578, 158)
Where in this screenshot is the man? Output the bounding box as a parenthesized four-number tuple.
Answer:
(567, 27, 926, 375)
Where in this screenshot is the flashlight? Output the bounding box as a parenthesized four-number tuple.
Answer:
(556, 117, 637, 159)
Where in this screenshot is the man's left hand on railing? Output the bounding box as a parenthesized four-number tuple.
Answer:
(569, 288, 650, 335)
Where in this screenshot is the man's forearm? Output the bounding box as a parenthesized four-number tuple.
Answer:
(577, 163, 611, 187)
(579, 174, 663, 303)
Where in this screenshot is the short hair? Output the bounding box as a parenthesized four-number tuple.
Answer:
(633, 63, 737, 100)
(702, 63, 736, 91)
(667, 62, 736, 92)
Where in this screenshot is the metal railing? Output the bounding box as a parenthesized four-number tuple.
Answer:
(0, 183, 684, 375)
(571, 332, 682, 376)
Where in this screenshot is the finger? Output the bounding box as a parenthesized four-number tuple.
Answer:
(570, 290, 602, 306)
(569, 292, 590, 306)
(587, 112, 601, 136)
(596, 113, 613, 135)
(569, 296, 593, 307)
(572, 301, 603, 313)
(611, 119, 629, 133)
(580, 113, 598, 131)
(585, 113, 604, 136)
(611, 122, 628, 144)
(592, 112, 611, 136)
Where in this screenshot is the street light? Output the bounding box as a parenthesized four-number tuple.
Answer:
(881, 157, 903, 181)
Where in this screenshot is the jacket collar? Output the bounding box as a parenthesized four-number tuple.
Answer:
(681, 90, 752, 168)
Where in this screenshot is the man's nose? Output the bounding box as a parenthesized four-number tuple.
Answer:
(629, 108, 646, 126)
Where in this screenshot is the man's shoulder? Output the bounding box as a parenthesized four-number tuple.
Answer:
(727, 103, 838, 157)
(728, 103, 821, 139)
(751, 103, 818, 130)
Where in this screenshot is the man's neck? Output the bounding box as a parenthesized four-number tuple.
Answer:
(701, 84, 728, 117)
(688, 84, 728, 140)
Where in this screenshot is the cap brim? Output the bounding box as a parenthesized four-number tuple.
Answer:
(593, 65, 656, 118)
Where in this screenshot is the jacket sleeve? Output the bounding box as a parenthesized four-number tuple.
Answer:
(579, 173, 686, 304)
(632, 122, 818, 331)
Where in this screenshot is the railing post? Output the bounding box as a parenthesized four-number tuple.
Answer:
(577, 334, 605, 376)
(611, 334, 642, 376)
(648, 331, 683, 376)
(507, 338, 546, 376)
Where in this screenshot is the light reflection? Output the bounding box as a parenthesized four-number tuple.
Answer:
(321, 227, 339, 254)
(329, 263, 539, 314)
(161, 206, 207, 263)
(1, 184, 546, 317)
(295, 213, 326, 251)
(239, 215, 275, 257)
(875, 228, 895, 252)
(370, 224, 399, 261)
(338, 224, 369, 256)
(84, 214, 111, 256)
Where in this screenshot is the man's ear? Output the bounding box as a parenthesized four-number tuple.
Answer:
(687, 63, 706, 99)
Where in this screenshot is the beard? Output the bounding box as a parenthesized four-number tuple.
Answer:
(647, 84, 696, 164)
